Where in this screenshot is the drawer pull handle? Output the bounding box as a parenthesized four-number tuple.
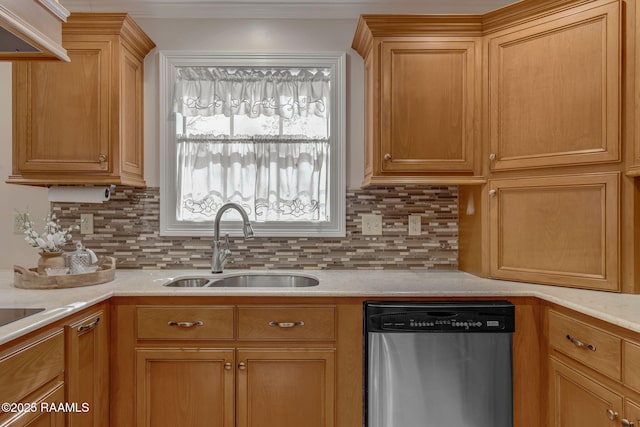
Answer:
(168, 321, 204, 328)
(224, 362, 232, 371)
(622, 419, 635, 427)
(238, 362, 247, 370)
(78, 317, 100, 332)
(606, 409, 619, 421)
(268, 321, 305, 328)
(566, 334, 596, 351)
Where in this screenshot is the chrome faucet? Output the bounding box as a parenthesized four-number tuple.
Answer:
(212, 202, 255, 273)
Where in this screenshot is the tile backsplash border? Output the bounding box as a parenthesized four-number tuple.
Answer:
(52, 186, 458, 270)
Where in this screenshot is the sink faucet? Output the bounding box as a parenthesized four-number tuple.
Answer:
(212, 202, 255, 273)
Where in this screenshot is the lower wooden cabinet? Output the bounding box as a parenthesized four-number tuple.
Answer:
(65, 308, 109, 427)
(549, 357, 623, 426)
(2, 385, 66, 427)
(0, 332, 65, 427)
(237, 349, 335, 427)
(135, 349, 234, 427)
(111, 299, 356, 427)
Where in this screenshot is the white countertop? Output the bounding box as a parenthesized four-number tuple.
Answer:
(1, 268, 639, 345)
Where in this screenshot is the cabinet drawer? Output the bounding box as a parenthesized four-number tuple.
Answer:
(238, 306, 336, 341)
(548, 310, 621, 380)
(0, 331, 64, 405)
(137, 306, 234, 340)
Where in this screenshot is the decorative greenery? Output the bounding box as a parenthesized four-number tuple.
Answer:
(22, 212, 78, 253)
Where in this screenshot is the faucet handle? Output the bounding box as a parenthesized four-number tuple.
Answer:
(224, 234, 231, 250)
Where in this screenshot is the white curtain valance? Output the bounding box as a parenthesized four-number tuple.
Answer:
(173, 67, 331, 119)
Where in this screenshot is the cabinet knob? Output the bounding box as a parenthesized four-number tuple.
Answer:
(224, 362, 232, 371)
(622, 419, 635, 427)
(606, 409, 619, 421)
(238, 362, 247, 370)
(383, 153, 392, 161)
(489, 153, 496, 161)
(489, 190, 497, 197)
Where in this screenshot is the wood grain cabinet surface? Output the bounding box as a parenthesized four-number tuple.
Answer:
(486, 0, 621, 171)
(546, 307, 640, 427)
(0, 330, 65, 426)
(65, 308, 109, 427)
(489, 173, 620, 291)
(8, 13, 155, 187)
(352, 17, 484, 186)
(117, 301, 348, 427)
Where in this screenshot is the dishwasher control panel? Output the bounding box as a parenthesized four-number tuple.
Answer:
(365, 301, 515, 333)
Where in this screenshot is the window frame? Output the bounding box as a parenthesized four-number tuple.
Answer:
(159, 51, 346, 237)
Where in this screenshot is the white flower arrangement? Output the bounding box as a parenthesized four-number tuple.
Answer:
(22, 212, 79, 253)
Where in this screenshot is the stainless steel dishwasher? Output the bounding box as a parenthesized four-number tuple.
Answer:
(365, 301, 515, 427)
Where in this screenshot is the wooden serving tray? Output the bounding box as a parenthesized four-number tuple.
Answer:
(13, 257, 116, 289)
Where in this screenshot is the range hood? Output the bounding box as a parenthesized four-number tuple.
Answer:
(0, 0, 70, 61)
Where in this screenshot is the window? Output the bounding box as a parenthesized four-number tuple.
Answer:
(159, 52, 346, 237)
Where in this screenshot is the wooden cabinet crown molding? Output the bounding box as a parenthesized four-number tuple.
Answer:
(63, 13, 155, 59)
(0, 0, 70, 61)
(352, 14, 484, 55)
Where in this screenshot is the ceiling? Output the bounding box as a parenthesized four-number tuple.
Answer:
(59, 0, 522, 19)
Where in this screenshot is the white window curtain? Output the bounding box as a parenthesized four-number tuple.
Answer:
(172, 67, 331, 222)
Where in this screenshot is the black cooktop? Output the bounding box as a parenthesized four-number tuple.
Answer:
(0, 308, 45, 327)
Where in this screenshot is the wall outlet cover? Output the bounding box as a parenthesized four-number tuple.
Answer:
(361, 214, 383, 236)
(408, 215, 422, 236)
(80, 213, 94, 235)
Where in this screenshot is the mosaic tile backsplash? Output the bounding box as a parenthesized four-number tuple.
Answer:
(52, 186, 458, 270)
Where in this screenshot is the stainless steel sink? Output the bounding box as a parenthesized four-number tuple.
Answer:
(163, 273, 319, 288)
(163, 277, 213, 287)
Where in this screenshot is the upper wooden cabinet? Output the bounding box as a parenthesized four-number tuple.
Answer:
(352, 16, 484, 186)
(486, 0, 621, 171)
(0, 0, 70, 61)
(489, 173, 620, 291)
(8, 13, 155, 187)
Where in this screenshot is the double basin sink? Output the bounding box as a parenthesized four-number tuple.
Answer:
(163, 273, 319, 288)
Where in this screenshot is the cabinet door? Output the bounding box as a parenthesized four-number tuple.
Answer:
(65, 310, 108, 427)
(549, 357, 623, 427)
(119, 45, 144, 183)
(379, 38, 478, 173)
(12, 40, 111, 174)
(237, 348, 335, 427)
(488, 0, 620, 171)
(489, 173, 619, 291)
(136, 348, 234, 427)
(624, 400, 640, 427)
(3, 384, 65, 427)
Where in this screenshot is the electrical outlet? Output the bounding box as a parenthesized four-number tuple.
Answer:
(80, 213, 94, 235)
(13, 213, 25, 234)
(408, 215, 422, 236)
(361, 214, 382, 236)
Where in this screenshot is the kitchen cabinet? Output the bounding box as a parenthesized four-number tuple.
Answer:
(486, 0, 620, 171)
(0, 0, 69, 61)
(549, 357, 623, 427)
(489, 173, 620, 291)
(65, 307, 109, 427)
(351, 16, 484, 186)
(112, 299, 356, 427)
(0, 329, 65, 426)
(547, 306, 640, 427)
(8, 13, 155, 187)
